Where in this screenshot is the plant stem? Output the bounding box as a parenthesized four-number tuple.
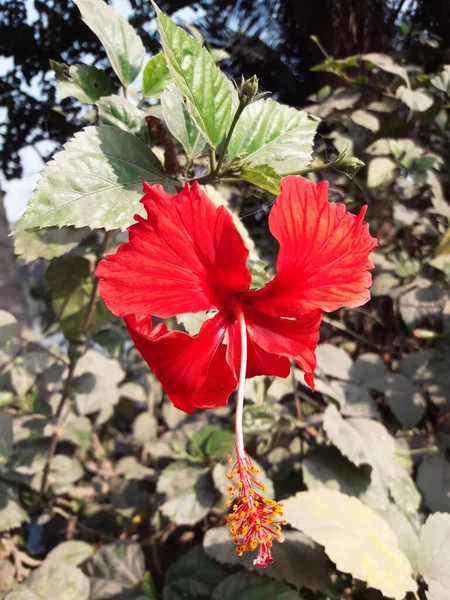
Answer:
(292, 160, 334, 176)
(36, 230, 112, 507)
(208, 146, 217, 173)
(234, 305, 247, 458)
(215, 100, 246, 176)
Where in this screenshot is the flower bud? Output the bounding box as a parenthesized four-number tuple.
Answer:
(238, 75, 260, 105)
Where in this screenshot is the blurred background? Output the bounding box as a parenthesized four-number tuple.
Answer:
(0, 1, 450, 598)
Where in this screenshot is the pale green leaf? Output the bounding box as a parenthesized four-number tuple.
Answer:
(26, 563, 90, 600)
(431, 68, 450, 95)
(142, 52, 171, 98)
(350, 109, 380, 132)
(315, 343, 353, 380)
(133, 412, 157, 445)
(0, 311, 19, 345)
(283, 490, 416, 599)
(52, 62, 114, 104)
(240, 165, 281, 195)
(46, 541, 94, 567)
(45, 256, 110, 342)
(0, 483, 29, 532)
(14, 227, 89, 263)
(161, 82, 207, 159)
(396, 86, 434, 112)
(83, 542, 145, 585)
(323, 405, 420, 515)
(96, 95, 149, 143)
(362, 53, 409, 85)
(0, 413, 13, 465)
(418, 513, 450, 600)
(367, 157, 396, 188)
(74, 0, 145, 86)
(15, 126, 168, 232)
(369, 373, 426, 428)
(157, 461, 219, 525)
(204, 527, 331, 593)
(73, 349, 124, 415)
(154, 4, 233, 148)
(227, 98, 317, 175)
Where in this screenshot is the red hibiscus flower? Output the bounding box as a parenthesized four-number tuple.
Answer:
(95, 175, 377, 567)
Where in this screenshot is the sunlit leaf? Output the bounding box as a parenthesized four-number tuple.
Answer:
(74, 0, 145, 86)
(51, 61, 114, 103)
(153, 3, 234, 148)
(161, 82, 207, 159)
(240, 165, 282, 195)
(15, 126, 168, 232)
(418, 513, 450, 600)
(96, 95, 149, 144)
(227, 98, 317, 175)
(142, 52, 171, 98)
(283, 489, 416, 599)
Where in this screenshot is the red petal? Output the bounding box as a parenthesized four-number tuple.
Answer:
(244, 176, 377, 316)
(242, 304, 322, 389)
(96, 182, 252, 318)
(225, 318, 290, 380)
(125, 311, 237, 413)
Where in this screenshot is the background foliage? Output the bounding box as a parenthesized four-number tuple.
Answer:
(0, 0, 449, 599)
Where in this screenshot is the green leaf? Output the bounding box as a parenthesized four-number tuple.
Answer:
(14, 227, 90, 263)
(417, 450, 450, 512)
(204, 430, 235, 458)
(153, 3, 234, 148)
(51, 61, 114, 103)
(96, 95, 149, 144)
(418, 513, 450, 600)
(368, 373, 426, 428)
(396, 86, 434, 112)
(46, 256, 110, 342)
(240, 165, 281, 195)
(157, 461, 219, 525)
(46, 541, 94, 567)
(283, 490, 416, 600)
(0, 310, 19, 345)
(82, 542, 145, 596)
(0, 413, 13, 465)
(73, 0, 145, 87)
(212, 572, 303, 600)
(227, 99, 317, 175)
(142, 52, 171, 98)
(204, 527, 331, 593)
(367, 157, 396, 188)
(15, 126, 168, 232)
(323, 405, 421, 515)
(163, 545, 227, 600)
(161, 82, 207, 160)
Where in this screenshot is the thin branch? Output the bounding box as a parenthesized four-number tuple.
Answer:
(321, 314, 383, 350)
(35, 231, 113, 507)
(214, 100, 246, 175)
